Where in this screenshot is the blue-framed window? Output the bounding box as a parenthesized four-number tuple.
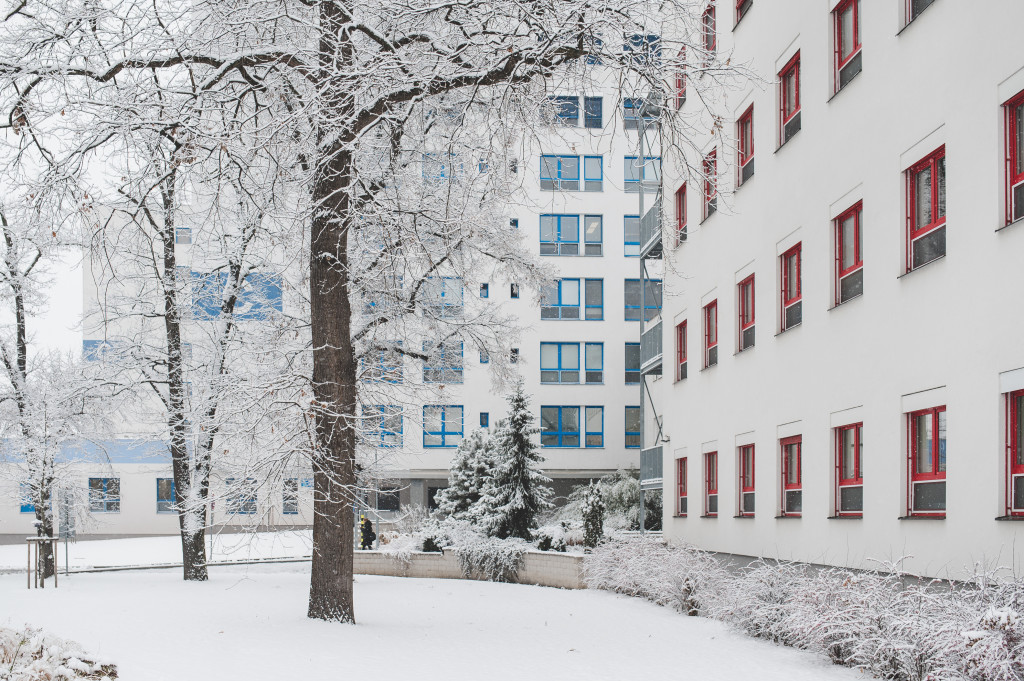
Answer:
(540, 342, 580, 384)
(282, 479, 299, 515)
(585, 343, 604, 383)
(540, 155, 580, 191)
(423, 341, 464, 384)
(624, 279, 662, 321)
(423, 277, 463, 318)
(364, 405, 403, 447)
(585, 37, 603, 65)
(226, 477, 257, 515)
(585, 406, 604, 447)
(82, 339, 124, 362)
(624, 156, 662, 192)
(479, 349, 489, 364)
(480, 412, 489, 428)
(625, 406, 642, 448)
(583, 215, 603, 256)
(540, 406, 580, 447)
(540, 279, 580, 319)
(422, 153, 463, 181)
(362, 343, 403, 383)
(19, 483, 34, 513)
(584, 97, 603, 128)
(175, 227, 192, 245)
(550, 96, 579, 126)
(510, 218, 519, 229)
(624, 34, 661, 65)
(624, 215, 640, 256)
(88, 477, 121, 513)
(479, 283, 489, 298)
(584, 279, 604, 320)
(623, 98, 658, 129)
(540, 214, 580, 256)
(156, 478, 176, 513)
(510, 348, 520, 364)
(423, 405, 464, 448)
(583, 156, 603, 191)
(511, 283, 520, 298)
(625, 343, 641, 384)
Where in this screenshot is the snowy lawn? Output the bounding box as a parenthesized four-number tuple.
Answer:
(0, 565, 868, 681)
(0, 531, 313, 571)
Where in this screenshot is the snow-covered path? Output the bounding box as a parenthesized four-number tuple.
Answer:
(0, 565, 866, 681)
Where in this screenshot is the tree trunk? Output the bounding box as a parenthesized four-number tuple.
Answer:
(34, 483, 54, 579)
(307, 0, 357, 623)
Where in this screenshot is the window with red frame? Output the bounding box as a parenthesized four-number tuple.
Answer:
(737, 106, 755, 186)
(835, 203, 863, 305)
(703, 300, 718, 367)
(908, 406, 946, 516)
(781, 243, 801, 330)
(675, 320, 688, 381)
(1005, 91, 1024, 225)
(676, 457, 688, 516)
(738, 275, 755, 351)
(779, 52, 801, 145)
(675, 184, 687, 244)
(1006, 391, 1024, 516)
(675, 48, 687, 110)
(833, 0, 862, 93)
(736, 0, 751, 23)
(703, 150, 717, 219)
(835, 423, 863, 516)
(906, 146, 946, 271)
(905, 0, 935, 26)
(781, 436, 802, 516)
(704, 451, 718, 516)
(702, 4, 716, 67)
(738, 444, 755, 516)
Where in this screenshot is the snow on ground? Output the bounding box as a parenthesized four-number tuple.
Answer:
(1, 564, 867, 681)
(0, 531, 313, 570)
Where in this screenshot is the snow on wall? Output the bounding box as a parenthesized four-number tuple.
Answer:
(354, 548, 584, 589)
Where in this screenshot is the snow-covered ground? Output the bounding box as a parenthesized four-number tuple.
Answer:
(0, 563, 866, 681)
(0, 531, 313, 571)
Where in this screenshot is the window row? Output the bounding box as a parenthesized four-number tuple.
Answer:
(540, 278, 660, 322)
(538, 155, 660, 193)
(540, 405, 640, 449)
(540, 341, 645, 385)
(539, 213, 655, 258)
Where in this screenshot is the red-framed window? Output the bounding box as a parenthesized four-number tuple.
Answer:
(779, 52, 800, 146)
(905, 0, 936, 26)
(835, 423, 863, 516)
(702, 3, 716, 67)
(675, 184, 687, 244)
(781, 436, 802, 516)
(834, 202, 863, 305)
(675, 320, 687, 381)
(736, 0, 751, 24)
(675, 47, 687, 110)
(833, 0, 862, 93)
(780, 243, 801, 331)
(703, 150, 717, 219)
(676, 457, 688, 516)
(1006, 391, 1024, 516)
(737, 106, 754, 186)
(905, 146, 946, 271)
(704, 450, 718, 516)
(738, 275, 755, 351)
(1004, 90, 1024, 225)
(907, 406, 946, 516)
(703, 300, 718, 368)
(738, 444, 755, 516)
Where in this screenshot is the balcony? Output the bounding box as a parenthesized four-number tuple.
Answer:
(640, 446, 663, 490)
(640, 320, 662, 375)
(639, 197, 662, 258)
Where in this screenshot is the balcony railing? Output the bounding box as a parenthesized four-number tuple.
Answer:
(640, 446, 663, 489)
(639, 197, 662, 258)
(640, 320, 662, 375)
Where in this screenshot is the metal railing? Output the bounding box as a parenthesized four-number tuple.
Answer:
(640, 320, 662, 374)
(639, 196, 662, 258)
(640, 446, 663, 488)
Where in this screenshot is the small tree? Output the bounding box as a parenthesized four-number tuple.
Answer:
(582, 482, 605, 549)
(434, 429, 493, 521)
(477, 380, 552, 540)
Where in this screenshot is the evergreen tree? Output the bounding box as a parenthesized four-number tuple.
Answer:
(582, 481, 605, 548)
(433, 429, 493, 520)
(477, 380, 552, 540)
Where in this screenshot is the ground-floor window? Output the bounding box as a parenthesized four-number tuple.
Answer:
(156, 478, 176, 514)
(907, 406, 946, 516)
(738, 445, 755, 516)
(1007, 390, 1024, 516)
(835, 424, 863, 516)
(780, 436, 802, 516)
(89, 477, 121, 513)
(704, 451, 718, 516)
(676, 457, 688, 516)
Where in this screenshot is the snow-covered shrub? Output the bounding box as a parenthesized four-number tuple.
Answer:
(719, 560, 810, 645)
(0, 625, 117, 679)
(535, 524, 568, 552)
(961, 606, 1024, 681)
(378, 533, 422, 570)
(452, 535, 529, 582)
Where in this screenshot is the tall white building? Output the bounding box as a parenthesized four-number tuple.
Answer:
(652, 0, 1024, 579)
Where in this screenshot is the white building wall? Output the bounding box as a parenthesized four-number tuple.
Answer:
(658, 0, 1024, 579)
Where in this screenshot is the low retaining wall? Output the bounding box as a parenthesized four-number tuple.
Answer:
(353, 549, 585, 589)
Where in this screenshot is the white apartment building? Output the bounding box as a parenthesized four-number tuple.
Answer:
(1, 82, 661, 537)
(653, 0, 1024, 579)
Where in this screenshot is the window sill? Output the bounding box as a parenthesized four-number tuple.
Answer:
(699, 363, 718, 373)
(995, 515, 1024, 521)
(827, 514, 862, 519)
(699, 514, 718, 519)
(733, 514, 755, 519)
(733, 345, 756, 356)
(828, 291, 864, 311)
(897, 253, 946, 279)
(897, 514, 946, 520)
(774, 322, 802, 337)
(674, 514, 687, 518)
(996, 217, 1024, 233)
(774, 514, 801, 519)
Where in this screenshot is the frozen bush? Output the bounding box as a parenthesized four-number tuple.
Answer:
(0, 624, 118, 679)
(452, 535, 529, 582)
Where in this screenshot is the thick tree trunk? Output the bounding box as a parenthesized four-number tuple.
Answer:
(33, 482, 54, 579)
(307, 0, 357, 623)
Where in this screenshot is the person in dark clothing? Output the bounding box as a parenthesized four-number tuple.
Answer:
(360, 516, 377, 550)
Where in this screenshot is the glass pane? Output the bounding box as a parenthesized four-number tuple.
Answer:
(786, 490, 802, 513)
(624, 158, 641, 182)
(584, 157, 601, 180)
(936, 156, 946, 219)
(784, 71, 797, 116)
(1016, 395, 1024, 466)
(423, 408, 441, 432)
(1014, 475, 1024, 510)
(841, 216, 856, 269)
(785, 302, 802, 329)
(561, 279, 580, 305)
(785, 445, 799, 484)
(540, 284, 558, 306)
(625, 344, 640, 370)
(707, 494, 718, 514)
(913, 481, 946, 511)
(586, 407, 602, 432)
(624, 217, 640, 242)
(915, 165, 932, 229)
(625, 406, 641, 431)
(839, 485, 863, 512)
(912, 225, 945, 268)
(707, 308, 717, 343)
(540, 344, 558, 369)
(541, 157, 556, 179)
(563, 346, 579, 370)
(624, 281, 640, 307)
(585, 279, 603, 306)
(742, 492, 755, 514)
(584, 216, 602, 242)
(448, 407, 463, 429)
(585, 344, 602, 370)
(915, 413, 933, 474)
(561, 216, 579, 242)
(563, 407, 580, 433)
(541, 433, 557, 446)
(841, 429, 856, 480)
(561, 156, 579, 180)
(1016, 103, 1024, 175)
(540, 216, 557, 241)
(541, 407, 558, 432)
(839, 5, 854, 58)
(937, 410, 946, 472)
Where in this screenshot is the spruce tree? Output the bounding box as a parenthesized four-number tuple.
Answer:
(582, 481, 605, 548)
(434, 429, 493, 520)
(477, 380, 552, 540)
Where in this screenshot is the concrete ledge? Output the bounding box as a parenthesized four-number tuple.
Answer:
(355, 549, 585, 589)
